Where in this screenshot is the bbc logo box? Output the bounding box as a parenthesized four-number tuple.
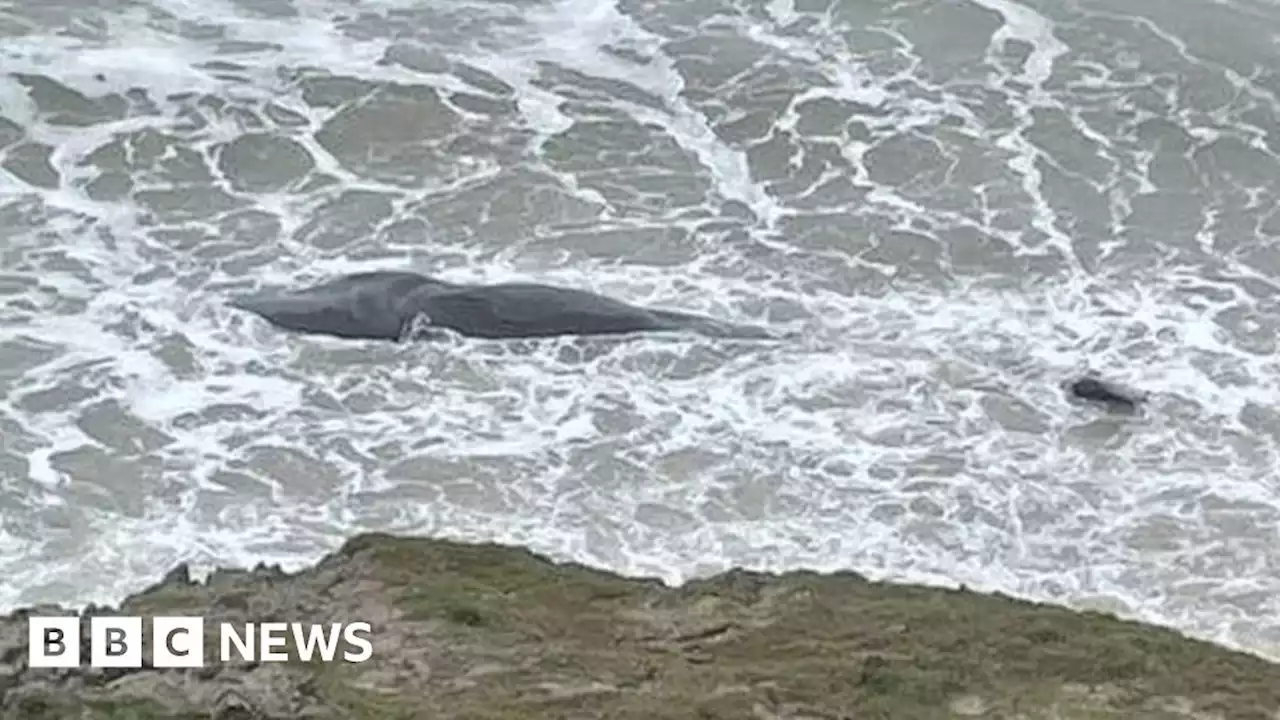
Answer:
(29, 616, 209, 669)
(28, 616, 373, 668)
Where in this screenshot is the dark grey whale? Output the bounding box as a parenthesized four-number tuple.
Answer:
(228, 270, 782, 342)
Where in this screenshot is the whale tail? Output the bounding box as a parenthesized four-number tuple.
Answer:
(647, 309, 787, 341)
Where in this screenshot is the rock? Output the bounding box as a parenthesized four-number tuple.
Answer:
(0, 533, 1277, 718)
(1065, 375, 1147, 412)
(163, 563, 192, 586)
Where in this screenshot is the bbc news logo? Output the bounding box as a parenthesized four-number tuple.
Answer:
(28, 616, 373, 668)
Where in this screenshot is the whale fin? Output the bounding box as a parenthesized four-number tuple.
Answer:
(397, 312, 465, 343)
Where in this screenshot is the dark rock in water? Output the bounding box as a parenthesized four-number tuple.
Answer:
(163, 562, 192, 586)
(1066, 376, 1145, 412)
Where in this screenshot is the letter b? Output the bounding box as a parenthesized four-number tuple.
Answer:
(28, 617, 80, 668)
(91, 617, 142, 668)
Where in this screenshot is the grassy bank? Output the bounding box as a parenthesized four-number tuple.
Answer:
(2, 533, 1278, 719)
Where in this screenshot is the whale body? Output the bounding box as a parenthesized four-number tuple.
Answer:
(228, 270, 781, 342)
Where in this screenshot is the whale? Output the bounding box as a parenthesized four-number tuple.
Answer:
(227, 270, 783, 342)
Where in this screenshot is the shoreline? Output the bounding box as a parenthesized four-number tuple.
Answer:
(2, 532, 1279, 719)
(9, 540, 1278, 668)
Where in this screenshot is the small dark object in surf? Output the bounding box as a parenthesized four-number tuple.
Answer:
(1066, 376, 1145, 412)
